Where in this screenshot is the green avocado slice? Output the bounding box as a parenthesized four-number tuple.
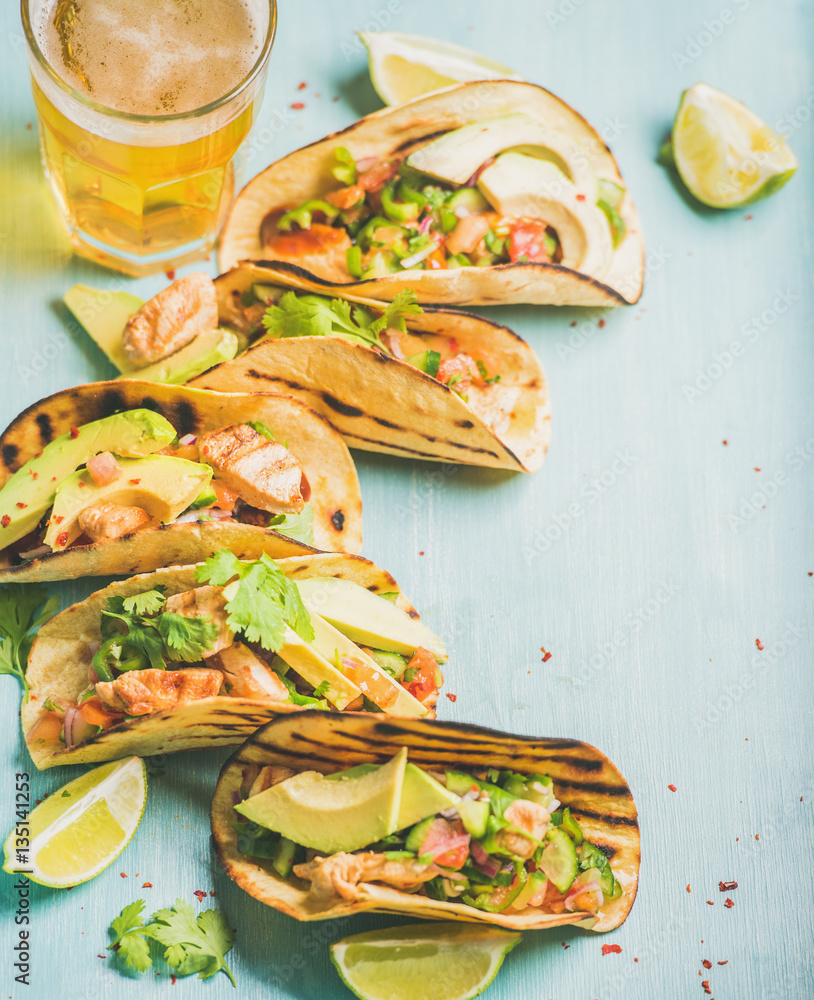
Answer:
(63, 285, 144, 373)
(117, 328, 240, 385)
(0, 410, 176, 551)
(43, 454, 212, 551)
(235, 748, 408, 854)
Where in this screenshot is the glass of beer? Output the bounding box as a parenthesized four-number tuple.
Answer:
(21, 0, 277, 276)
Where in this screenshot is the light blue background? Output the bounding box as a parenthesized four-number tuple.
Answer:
(1, 1, 813, 998)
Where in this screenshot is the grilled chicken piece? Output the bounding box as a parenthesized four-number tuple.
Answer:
(198, 424, 304, 514)
(211, 643, 290, 701)
(164, 585, 233, 657)
(77, 502, 152, 542)
(293, 852, 435, 902)
(465, 383, 521, 438)
(446, 213, 494, 256)
(248, 764, 296, 798)
(95, 667, 222, 716)
(495, 798, 550, 860)
(122, 272, 218, 367)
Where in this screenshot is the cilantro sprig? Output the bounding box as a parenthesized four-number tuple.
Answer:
(0, 584, 60, 696)
(108, 898, 236, 985)
(195, 551, 313, 651)
(261, 289, 423, 354)
(93, 586, 219, 681)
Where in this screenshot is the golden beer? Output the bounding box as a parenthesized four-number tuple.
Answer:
(22, 0, 276, 276)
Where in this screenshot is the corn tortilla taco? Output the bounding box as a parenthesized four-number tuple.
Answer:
(188, 262, 550, 472)
(211, 713, 640, 932)
(0, 382, 362, 582)
(219, 80, 644, 307)
(23, 553, 448, 769)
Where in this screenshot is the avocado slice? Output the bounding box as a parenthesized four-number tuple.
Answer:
(117, 328, 240, 385)
(307, 613, 428, 718)
(235, 748, 408, 853)
(275, 624, 363, 711)
(406, 113, 598, 202)
(325, 762, 459, 830)
(296, 577, 447, 662)
(44, 455, 212, 551)
(477, 153, 613, 278)
(63, 285, 144, 373)
(0, 410, 176, 550)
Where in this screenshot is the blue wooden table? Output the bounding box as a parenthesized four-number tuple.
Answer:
(1, 1, 812, 998)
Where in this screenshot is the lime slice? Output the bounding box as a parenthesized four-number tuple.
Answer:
(330, 923, 521, 1000)
(360, 32, 522, 106)
(3, 756, 147, 888)
(671, 82, 797, 208)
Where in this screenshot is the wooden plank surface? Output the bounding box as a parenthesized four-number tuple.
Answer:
(1, 1, 812, 997)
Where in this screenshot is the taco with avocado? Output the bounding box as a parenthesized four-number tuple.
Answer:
(64, 268, 550, 473)
(0, 382, 362, 582)
(23, 552, 447, 769)
(211, 713, 640, 932)
(218, 80, 644, 307)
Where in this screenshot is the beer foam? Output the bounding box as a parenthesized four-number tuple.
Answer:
(39, 0, 265, 115)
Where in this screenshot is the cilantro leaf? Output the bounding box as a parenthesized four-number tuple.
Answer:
(122, 625, 166, 671)
(276, 669, 329, 708)
(247, 420, 276, 442)
(268, 504, 314, 546)
(0, 584, 60, 695)
(108, 900, 153, 973)
(158, 613, 219, 663)
(332, 146, 357, 185)
(147, 899, 236, 987)
(196, 551, 314, 650)
(110, 899, 147, 946)
(122, 587, 167, 617)
(369, 290, 424, 336)
(312, 679, 330, 698)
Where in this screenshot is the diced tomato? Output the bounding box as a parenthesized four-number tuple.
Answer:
(341, 657, 398, 709)
(418, 818, 470, 869)
(86, 452, 122, 486)
(79, 696, 124, 731)
(25, 710, 66, 744)
(267, 223, 351, 257)
(326, 184, 365, 210)
(436, 355, 479, 392)
(211, 479, 239, 511)
(508, 219, 552, 264)
(403, 647, 443, 704)
(358, 159, 399, 193)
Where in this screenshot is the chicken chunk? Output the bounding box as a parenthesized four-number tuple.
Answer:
(164, 585, 233, 657)
(95, 667, 222, 716)
(198, 424, 304, 514)
(248, 765, 296, 798)
(77, 502, 152, 542)
(464, 383, 521, 438)
(446, 213, 494, 256)
(211, 643, 290, 701)
(495, 798, 551, 860)
(122, 273, 218, 367)
(293, 852, 435, 902)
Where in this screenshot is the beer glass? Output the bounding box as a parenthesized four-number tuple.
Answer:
(21, 0, 277, 277)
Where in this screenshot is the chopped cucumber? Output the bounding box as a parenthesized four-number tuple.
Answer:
(447, 253, 472, 268)
(406, 349, 441, 378)
(404, 816, 435, 853)
(539, 827, 578, 893)
(558, 806, 583, 846)
(511, 870, 547, 910)
(251, 283, 286, 305)
(458, 800, 489, 839)
(597, 178, 625, 209)
(448, 188, 490, 214)
(366, 649, 408, 678)
(445, 770, 480, 797)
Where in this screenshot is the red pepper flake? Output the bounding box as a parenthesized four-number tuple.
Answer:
(29, 469, 39, 479)
(445, 692, 457, 702)
(718, 960, 728, 965)
(753, 466, 761, 472)
(745, 214, 753, 220)
(193, 890, 207, 902)
(724, 897, 734, 908)
(755, 639, 763, 650)
(291, 101, 305, 110)
(55, 515, 64, 524)
(26, 121, 33, 130)
(706, 900, 714, 905)
(755, 834, 759, 840)
(540, 645, 553, 662)
(668, 783, 677, 792)
(602, 944, 622, 955)
(297, 81, 307, 90)
(142, 882, 153, 888)
(77, 481, 86, 488)
(576, 193, 586, 202)
(701, 981, 712, 995)
(598, 318, 606, 328)
(129, 478, 141, 485)
(702, 960, 712, 969)
(15, 502, 27, 509)
(97, 954, 106, 959)
(718, 880, 738, 891)
(419, 550, 424, 556)
(70, 427, 79, 439)
(120, 872, 128, 878)
(808, 572, 813, 577)
(165, 269, 176, 281)
(561, 941, 570, 949)
(332, 95, 340, 101)
(722, 439, 728, 445)
(686, 884, 691, 893)
(569, 320, 577, 327)
(634, 957, 638, 962)
(171, 975, 177, 985)
(51, 476, 57, 481)
(0, 516, 9, 528)
(56, 531, 69, 547)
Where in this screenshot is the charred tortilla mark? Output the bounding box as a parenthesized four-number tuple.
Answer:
(101, 389, 128, 417)
(247, 368, 277, 381)
(2, 443, 18, 470)
(572, 808, 638, 828)
(263, 375, 309, 393)
(371, 416, 402, 430)
(456, 419, 474, 429)
(393, 128, 452, 153)
(35, 412, 54, 444)
(321, 393, 363, 418)
(554, 778, 631, 797)
(331, 510, 345, 531)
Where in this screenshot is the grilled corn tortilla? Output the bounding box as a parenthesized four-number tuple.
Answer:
(188, 262, 550, 473)
(0, 382, 362, 581)
(219, 80, 644, 307)
(211, 713, 640, 933)
(23, 554, 434, 769)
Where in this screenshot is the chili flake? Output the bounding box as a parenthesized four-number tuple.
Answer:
(755, 639, 764, 650)
(718, 880, 737, 891)
(668, 784, 677, 792)
(171, 975, 177, 985)
(15, 502, 26, 509)
(598, 318, 606, 328)
(56, 531, 69, 547)
(722, 439, 728, 445)
(129, 478, 141, 485)
(702, 960, 712, 969)
(718, 960, 728, 965)
(561, 942, 570, 949)
(706, 900, 714, 905)
(445, 693, 457, 702)
(29, 469, 38, 479)
(602, 944, 622, 955)
(701, 981, 712, 995)
(70, 427, 79, 439)
(120, 872, 128, 878)
(419, 551, 424, 556)
(686, 884, 691, 893)
(55, 515, 64, 524)
(291, 102, 305, 110)
(576, 193, 586, 201)
(570, 320, 577, 327)
(193, 890, 207, 902)
(297, 81, 307, 90)
(97, 954, 106, 959)
(0, 516, 9, 528)
(142, 882, 153, 888)
(724, 897, 734, 908)
(165, 270, 176, 281)
(540, 646, 552, 662)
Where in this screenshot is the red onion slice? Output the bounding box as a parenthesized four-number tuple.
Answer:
(179, 433, 197, 446)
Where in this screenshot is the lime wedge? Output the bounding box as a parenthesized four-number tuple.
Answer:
(330, 923, 521, 1000)
(360, 32, 522, 106)
(3, 756, 147, 888)
(671, 82, 797, 208)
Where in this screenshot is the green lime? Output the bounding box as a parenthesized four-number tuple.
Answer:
(3, 756, 147, 888)
(330, 922, 521, 1000)
(671, 82, 797, 208)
